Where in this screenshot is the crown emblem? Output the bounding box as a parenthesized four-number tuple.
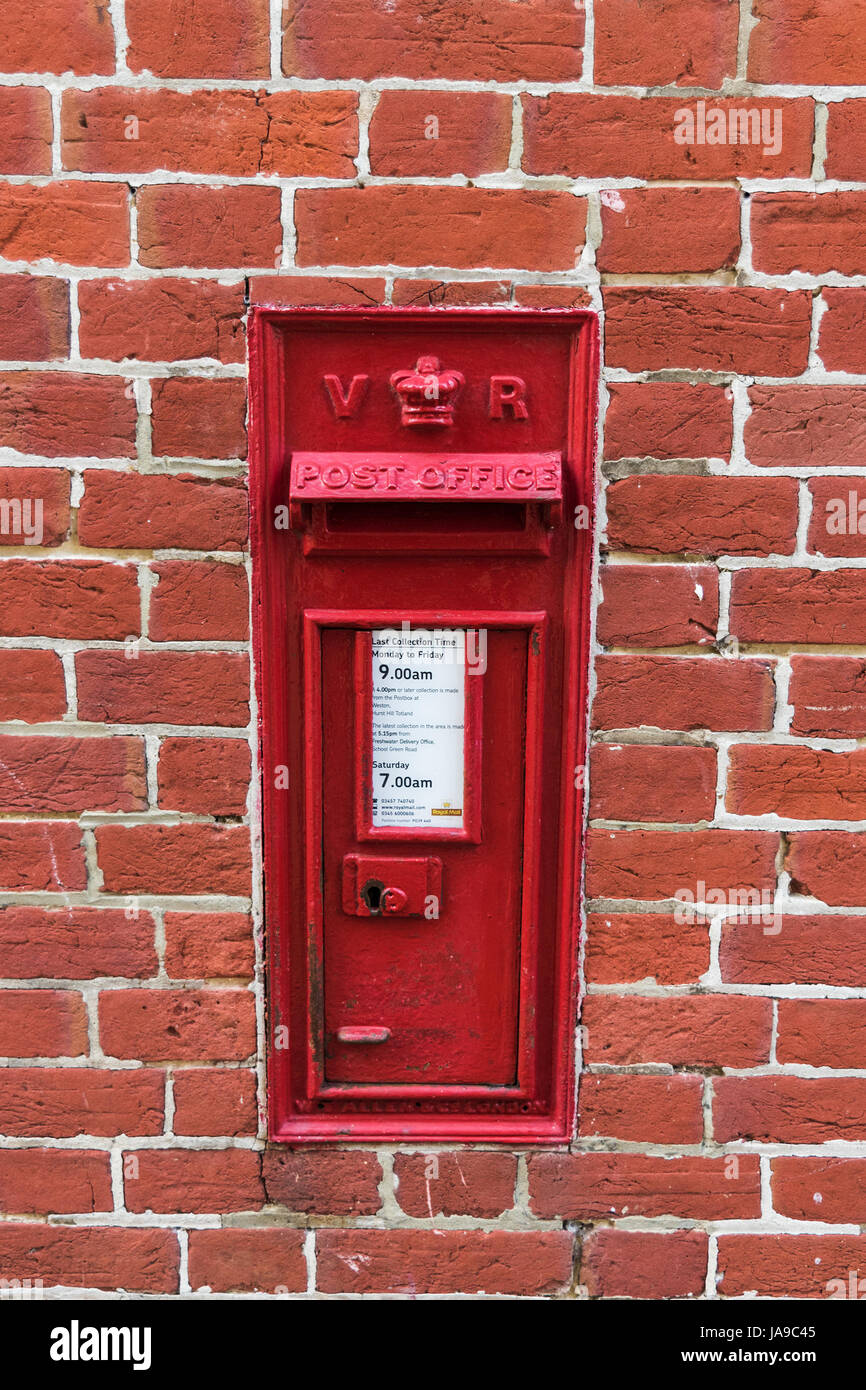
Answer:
(389, 355, 464, 428)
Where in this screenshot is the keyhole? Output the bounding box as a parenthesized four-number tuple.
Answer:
(361, 879, 385, 914)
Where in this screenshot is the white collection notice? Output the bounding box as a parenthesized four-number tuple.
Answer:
(371, 627, 466, 829)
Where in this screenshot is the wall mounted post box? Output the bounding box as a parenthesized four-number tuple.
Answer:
(250, 307, 598, 1143)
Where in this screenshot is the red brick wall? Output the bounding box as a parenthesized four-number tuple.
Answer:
(1, 0, 865, 1300)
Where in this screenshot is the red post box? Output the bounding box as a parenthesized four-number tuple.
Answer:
(249, 307, 598, 1143)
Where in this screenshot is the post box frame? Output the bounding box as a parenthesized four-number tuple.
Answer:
(249, 306, 598, 1143)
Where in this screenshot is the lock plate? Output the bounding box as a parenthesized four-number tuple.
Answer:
(341, 854, 442, 918)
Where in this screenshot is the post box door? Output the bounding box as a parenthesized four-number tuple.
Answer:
(321, 624, 527, 1085)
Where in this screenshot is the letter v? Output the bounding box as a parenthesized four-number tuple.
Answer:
(323, 374, 369, 418)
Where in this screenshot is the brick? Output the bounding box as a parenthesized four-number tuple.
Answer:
(158, 737, 250, 816)
(583, 995, 771, 1068)
(597, 564, 719, 648)
(595, 0, 738, 87)
(0, 649, 67, 721)
(589, 743, 716, 823)
(513, 285, 592, 309)
(137, 185, 281, 269)
(773, 1158, 866, 1224)
(0, 989, 87, 1058)
(529, 1153, 760, 1221)
(151, 378, 247, 459)
(100, 988, 255, 1061)
(123, 1148, 263, 1213)
(585, 829, 778, 901)
(585, 912, 710, 985)
(127, 0, 269, 78)
(752, 192, 866, 275)
(283, 0, 584, 81)
(714, 1076, 866, 1142)
(0, 1067, 164, 1137)
(606, 476, 797, 557)
(598, 187, 740, 274)
(0, 1225, 177, 1295)
(0, 88, 53, 174)
(746, 386, 866, 468)
(368, 91, 512, 177)
(749, 0, 866, 84)
(63, 88, 357, 178)
(163, 912, 254, 979)
(172, 1068, 258, 1136)
(593, 656, 775, 733)
(393, 1153, 517, 1218)
(0, 734, 145, 813)
(789, 656, 866, 738)
(523, 96, 813, 180)
(0, 560, 138, 639)
(0, 276, 69, 359)
(392, 279, 511, 307)
(248, 275, 387, 308)
(0, 1149, 112, 1215)
(604, 383, 732, 463)
(149, 561, 249, 642)
(78, 471, 247, 551)
(728, 745, 866, 820)
(76, 652, 250, 727)
(78, 277, 245, 364)
(787, 832, 866, 906)
(263, 1151, 382, 1216)
(721, 914, 866, 987)
(316, 1230, 574, 1296)
(295, 187, 585, 272)
(95, 825, 252, 896)
(826, 102, 866, 180)
(819, 289, 866, 372)
(578, 1074, 704, 1144)
(0, 373, 135, 457)
(718, 1235, 866, 1300)
(604, 288, 811, 375)
(809, 478, 866, 558)
(0, 822, 85, 891)
(731, 568, 866, 644)
(0, 0, 115, 76)
(0, 905, 156, 980)
(0, 182, 128, 267)
(778, 1000, 866, 1068)
(0, 466, 69, 545)
(582, 1230, 708, 1300)
(188, 1229, 305, 1294)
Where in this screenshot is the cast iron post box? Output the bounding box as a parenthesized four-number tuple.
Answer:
(250, 307, 598, 1143)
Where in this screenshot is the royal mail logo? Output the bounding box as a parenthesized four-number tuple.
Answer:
(290, 451, 562, 501)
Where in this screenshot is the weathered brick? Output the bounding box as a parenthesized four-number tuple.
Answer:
(604, 383, 732, 463)
(295, 187, 585, 272)
(78, 471, 247, 551)
(283, 0, 584, 80)
(157, 737, 250, 816)
(0, 905, 156, 980)
(188, 1229, 305, 1293)
(0, 276, 69, 359)
(0, 182, 128, 267)
(100, 988, 256, 1061)
(78, 277, 245, 364)
(76, 652, 250, 726)
(63, 88, 357, 178)
(589, 743, 717, 823)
